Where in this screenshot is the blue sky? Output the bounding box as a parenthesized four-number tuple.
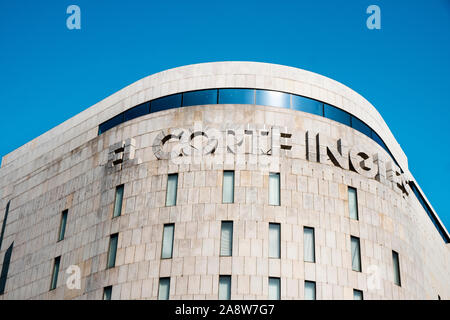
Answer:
(0, 0, 449, 229)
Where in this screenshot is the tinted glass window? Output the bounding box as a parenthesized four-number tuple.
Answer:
(255, 90, 290, 109)
(182, 89, 217, 107)
(124, 102, 149, 122)
(151, 94, 182, 113)
(219, 276, 231, 300)
(158, 278, 170, 300)
(324, 104, 351, 126)
(222, 171, 234, 204)
(99, 113, 124, 134)
(103, 286, 112, 300)
(304, 281, 316, 300)
(269, 173, 280, 206)
(372, 130, 391, 154)
(303, 227, 315, 263)
(268, 277, 280, 300)
(292, 95, 323, 116)
(351, 116, 372, 138)
(219, 88, 255, 104)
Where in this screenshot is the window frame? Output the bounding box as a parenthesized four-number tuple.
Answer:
(50, 256, 61, 291)
(57, 209, 68, 242)
(392, 250, 401, 286)
(113, 184, 124, 219)
(158, 277, 171, 300)
(220, 221, 233, 257)
(268, 223, 281, 259)
(303, 226, 316, 263)
(166, 173, 178, 207)
(348, 186, 359, 220)
(161, 223, 175, 259)
(268, 172, 281, 206)
(218, 275, 232, 300)
(351, 236, 362, 272)
(268, 277, 281, 300)
(107, 233, 119, 269)
(304, 280, 316, 300)
(103, 286, 113, 300)
(222, 170, 235, 204)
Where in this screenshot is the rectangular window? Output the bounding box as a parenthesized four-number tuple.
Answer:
(292, 95, 323, 116)
(255, 90, 290, 109)
(161, 224, 175, 259)
(304, 281, 316, 300)
(98, 113, 124, 135)
(50, 256, 61, 291)
(182, 89, 218, 107)
(353, 289, 363, 300)
(268, 277, 281, 300)
(103, 286, 112, 300)
(351, 236, 362, 272)
(222, 171, 235, 204)
(158, 277, 170, 300)
(269, 223, 281, 258)
(58, 210, 68, 241)
(124, 102, 150, 122)
(392, 251, 401, 286)
(113, 185, 124, 218)
(151, 93, 182, 113)
(166, 174, 178, 207)
(218, 88, 255, 104)
(269, 173, 280, 206)
(220, 221, 233, 256)
(324, 104, 351, 126)
(219, 275, 231, 300)
(107, 233, 118, 269)
(303, 227, 315, 263)
(348, 187, 359, 220)
(351, 116, 372, 138)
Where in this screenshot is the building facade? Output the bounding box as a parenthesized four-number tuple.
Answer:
(0, 62, 448, 300)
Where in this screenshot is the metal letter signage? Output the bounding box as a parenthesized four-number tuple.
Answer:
(148, 124, 410, 196)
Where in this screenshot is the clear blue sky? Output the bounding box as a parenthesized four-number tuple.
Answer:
(0, 0, 449, 230)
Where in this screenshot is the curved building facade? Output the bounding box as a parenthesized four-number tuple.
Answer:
(0, 62, 448, 300)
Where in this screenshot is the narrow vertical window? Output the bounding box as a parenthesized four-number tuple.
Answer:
(0, 201, 10, 250)
(222, 171, 235, 204)
(219, 275, 231, 300)
(348, 187, 359, 220)
(303, 227, 315, 263)
(304, 281, 316, 300)
(50, 256, 61, 291)
(58, 210, 68, 241)
(392, 251, 401, 286)
(107, 233, 118, 269)
(268, 277, 280, 300)
(166, 174, 178, 207)
(113, 185, 124, 218)
(269, 173, 280, 206)
(161, 224, 175, 259)
(269, 223, 281, 258)
(220, 221, 233, 256)
(351, 236, 361, 272)
(158, 277, 170, 300)
(0, 201, 12, 295)
(353, 289, 363, 300)
(0, 243, 13, 295)
(103, 286, 112, 300)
